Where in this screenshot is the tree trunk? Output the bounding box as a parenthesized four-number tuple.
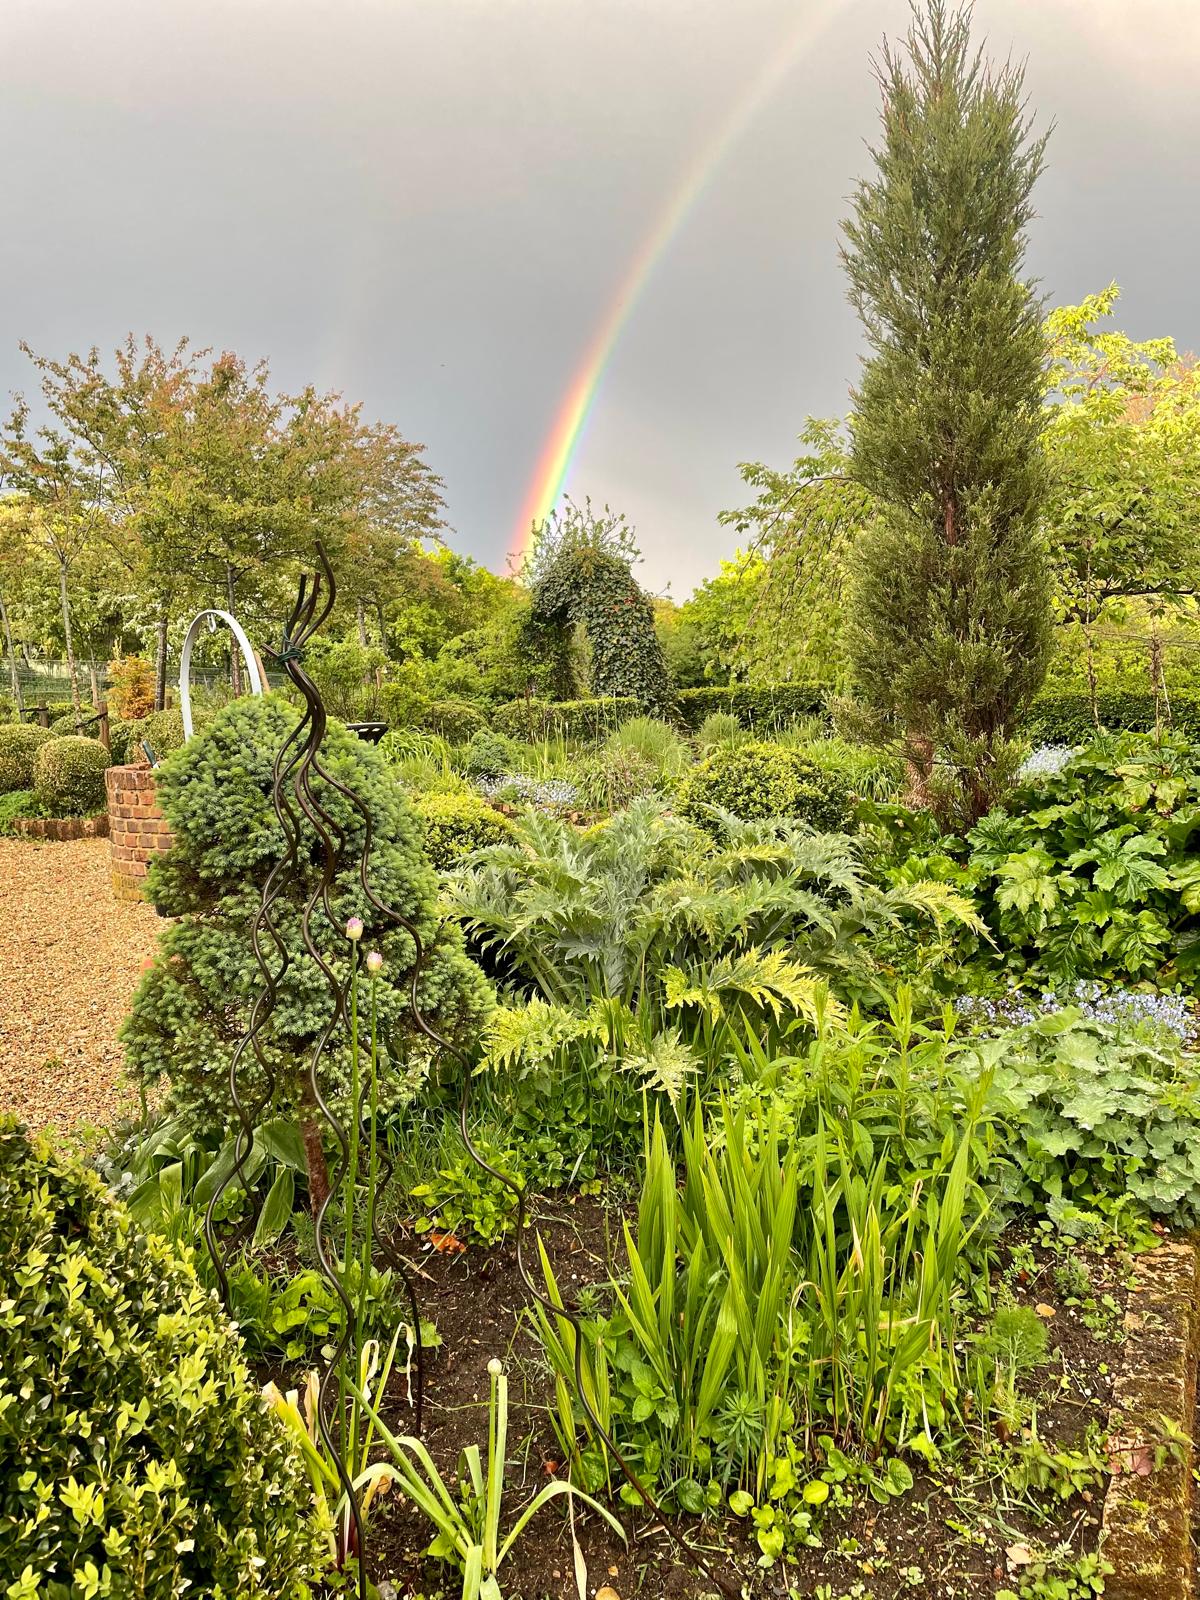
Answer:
(375, 601, 387, 655)
(89, 658, 100, 710)
(226, 566, 242, 697)
(356, 598, 368, 647)
(1150, 620, 1170, 735)
(298, 1077, 331, 1212)
(1084, 623, 1099, 729)
(0, 588, 23, 710)
(154, 608, 170, 711)
(57, 559, 82, 717)
(903, 733, 935, 810)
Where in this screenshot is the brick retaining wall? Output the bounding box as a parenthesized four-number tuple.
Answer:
(105, 763, 173, 901)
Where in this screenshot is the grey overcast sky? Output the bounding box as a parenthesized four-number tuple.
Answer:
(2, 0, 1197, 597)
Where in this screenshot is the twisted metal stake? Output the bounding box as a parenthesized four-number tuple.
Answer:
(204, 550, 424, 1598)
(206, 542, 727, 1595)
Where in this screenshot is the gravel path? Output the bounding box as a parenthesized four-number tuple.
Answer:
(0, 838, 163, 1133)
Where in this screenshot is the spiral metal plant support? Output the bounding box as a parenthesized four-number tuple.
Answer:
(204, 543, 728, 1596)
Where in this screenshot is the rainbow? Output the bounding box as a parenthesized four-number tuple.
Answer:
(509, 0, 851, 563)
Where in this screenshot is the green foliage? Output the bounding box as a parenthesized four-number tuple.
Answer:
(964, 733, 1200, 986)
(303, 637, 389, 721)
(525, 498, 674, 716)
(695, 711, 745, 752)
(843, 3, 1053, 822)
(676, 683, 829, 732)
(448, 800, 982, 1017)
(121, 695, 492, 1128)
(0, 1120, 324, 1596)
(350, 1356, 624, 1598)
(461, 729, 521, 780)
(492, 694, 638, 743)
(139, 706, 189, 758)
(716, 425, 872, 684)
(534, 1092, 984, 1500)
(1044, 285, 1200, 627)
(997, 1548, 1111, 1600)
(678, 740, 856, 832)
(107, 717, 139, 764)
(605, 716, 688, 777)
(0, 788, 50, 835)
(379, 667, 433, 732)
(422, 698, 488, 744)
(32, 733, 111, 815)
(991, 1011, 1200, 1230)
(1024, 691, 1200, 745)
(575, 747, 662, 813)
(575, 718, 690, 811)
(0, 721, 52, 793)
(414, 791, 518, 871)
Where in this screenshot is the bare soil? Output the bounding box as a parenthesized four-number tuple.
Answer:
(362, 1200, 1125, 1600)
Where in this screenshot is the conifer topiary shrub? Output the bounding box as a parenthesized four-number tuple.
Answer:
(32, 734, 111, 815)
(0, 1119, 325, 1595)
(121, 697, 493, 1175)
(0, 723, 52, 794)
(678, 741, 856, 832)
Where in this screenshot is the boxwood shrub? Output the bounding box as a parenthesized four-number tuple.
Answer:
(678, 740, 856, 831)
(33, 734, 111, 815)
(0, 1120, 325, 1595)
(0, 723, 53, 794)
(415, 790, 517, 869)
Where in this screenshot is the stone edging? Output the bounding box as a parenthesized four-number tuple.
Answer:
(1102, 1239, 1200, 1600)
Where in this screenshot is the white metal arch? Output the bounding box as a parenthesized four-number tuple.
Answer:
(179, 609, 265, 742)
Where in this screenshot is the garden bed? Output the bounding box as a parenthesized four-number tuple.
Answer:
(360, 1197, 1131, 1599)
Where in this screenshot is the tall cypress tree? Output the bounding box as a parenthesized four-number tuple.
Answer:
(842, 1, 1052, 824)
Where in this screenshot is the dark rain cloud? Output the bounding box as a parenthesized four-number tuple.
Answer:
(1, 0, 1196, 594)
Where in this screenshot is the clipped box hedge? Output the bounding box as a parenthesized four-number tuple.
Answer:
(492, 696, 640, 742)
(675, 684, 830, 731)
(1022, 691, 1200, 745)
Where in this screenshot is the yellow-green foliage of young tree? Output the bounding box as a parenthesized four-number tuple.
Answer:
(1042, 286, 1200, 710)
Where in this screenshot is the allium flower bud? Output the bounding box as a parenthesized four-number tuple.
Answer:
(487, 1358, 503, 1378)
(365, 950, 384, 974)
(345, 916, 364, 942)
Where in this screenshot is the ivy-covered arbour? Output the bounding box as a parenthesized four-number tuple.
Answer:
(521, 498, 674, 716)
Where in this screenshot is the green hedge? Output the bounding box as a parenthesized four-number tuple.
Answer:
(422, 699, 488, 743)
(675, 684, 829, 732)
(1023, 692, 1200, 745)
(492, 696, 639, 742)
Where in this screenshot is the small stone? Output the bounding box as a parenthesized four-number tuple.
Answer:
(596, 1588, 621, 1600)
